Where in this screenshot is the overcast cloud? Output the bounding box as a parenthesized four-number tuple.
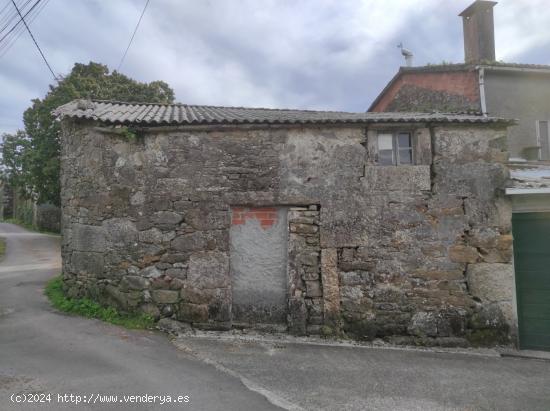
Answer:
(1, 0, 549, 135)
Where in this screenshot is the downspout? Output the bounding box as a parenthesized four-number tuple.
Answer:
(477, 66, 488, 116)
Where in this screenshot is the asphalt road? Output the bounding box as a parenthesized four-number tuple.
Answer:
(0, 223, 280, 411)
(176, 334, 550, 411)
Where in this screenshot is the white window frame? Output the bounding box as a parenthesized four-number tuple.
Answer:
(376, 131, 414, 166)
(536, 120, 550, 161)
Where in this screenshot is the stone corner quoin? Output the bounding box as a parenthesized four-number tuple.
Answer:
(59, 117, 514, 346)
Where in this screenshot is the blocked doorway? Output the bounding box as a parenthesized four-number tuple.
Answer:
(230, 207, 288, 326)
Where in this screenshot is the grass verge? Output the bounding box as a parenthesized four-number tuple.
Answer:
(0, 237, 5, 261)
(0, 218, 60, 235)
(45, 275, 154, 329)
(1, 217, 36, 232)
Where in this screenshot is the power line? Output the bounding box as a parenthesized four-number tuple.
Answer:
(0, 0, 37, 43)
(0, 0, 42, 50)
(0, 0, 30, 30)
(1, 1, 34, 35)
(117, 0, 150, 71)
(9, 0, 56, 79)
(0, 1, 20, 31)
(0, 0, 49, 57)
(0, 1, 38, 50)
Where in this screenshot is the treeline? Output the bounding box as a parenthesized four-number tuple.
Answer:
(1, 62, 175, 218)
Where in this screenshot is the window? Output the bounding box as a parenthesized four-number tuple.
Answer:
(377, 131, 413, 165)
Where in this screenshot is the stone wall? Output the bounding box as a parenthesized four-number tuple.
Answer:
(1, 183, 14, 219)
(287, 205, 322, 335)
(60, 120, 514, 345)
(0, 184, 60, 232)
(386, 84, 480, 113)
(35, 203, 61, 233)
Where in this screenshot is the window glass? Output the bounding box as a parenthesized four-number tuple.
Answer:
(378, 134, 393, 150)
(397, 132, 412, 149)
(398, 148, 413, 164)
(378, 133, 395, 165)
(379, 150, 394, 165)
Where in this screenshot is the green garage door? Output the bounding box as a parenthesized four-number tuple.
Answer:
(513, 212, 550, 351)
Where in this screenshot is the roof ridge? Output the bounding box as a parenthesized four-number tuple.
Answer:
(88, 99, 355, 114)
(396, 62, 550, 72)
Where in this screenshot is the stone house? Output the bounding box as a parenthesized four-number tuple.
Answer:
(369, 1, 550, 162)
(368, 0, 550, 351)
(55, 99, 515, 346)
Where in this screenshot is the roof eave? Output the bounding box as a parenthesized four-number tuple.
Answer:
(367, 68, 406, 112)
(506, 187, 550, 195)
(82, 118, 514, 130)
(478, 65, 550, 74)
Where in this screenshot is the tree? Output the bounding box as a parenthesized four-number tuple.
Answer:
(1, 130, 31, 196)
(4, 61, 175, 206)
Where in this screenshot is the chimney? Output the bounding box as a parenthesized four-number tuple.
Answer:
(459, 1, 497, 64)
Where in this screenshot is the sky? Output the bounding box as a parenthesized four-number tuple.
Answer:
(1, 0, 550, 136)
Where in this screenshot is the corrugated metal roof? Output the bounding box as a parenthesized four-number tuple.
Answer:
(54, 99, 514, 127)
(508, 163, 550, 191)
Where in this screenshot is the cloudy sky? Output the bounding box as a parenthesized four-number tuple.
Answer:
(1, 0, 549, 135)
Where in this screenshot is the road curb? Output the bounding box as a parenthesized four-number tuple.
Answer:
(172, 329, 503, 358)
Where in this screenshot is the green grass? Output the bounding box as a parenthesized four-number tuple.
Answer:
(45, 276, 154, 329)
(0, 237, 5, 261)
(1, 217, 36, 231)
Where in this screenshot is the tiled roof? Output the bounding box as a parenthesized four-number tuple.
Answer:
(54, 99, 514, 127)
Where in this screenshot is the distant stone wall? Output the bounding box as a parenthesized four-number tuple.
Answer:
(1, 183, 14, 219)
(60, 120, 513, 346)
(35, 203, 61, 233)
(386, 84, 480, 113)
(1, 184, 60, 232)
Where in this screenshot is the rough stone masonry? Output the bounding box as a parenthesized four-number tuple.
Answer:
(57, 101, 514, 346)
